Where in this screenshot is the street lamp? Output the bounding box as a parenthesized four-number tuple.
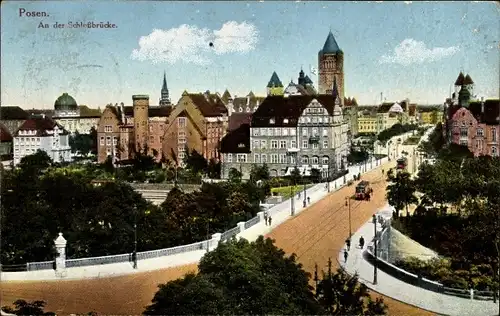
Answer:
(345, 197, 352, 238)
(133, 206, 138, 269)
(387, 141, 392, 161)
(372, 214, 378, 285)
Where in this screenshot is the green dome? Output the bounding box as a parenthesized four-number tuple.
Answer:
(54, 93, 78, 111)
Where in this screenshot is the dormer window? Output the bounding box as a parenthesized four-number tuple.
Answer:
(283, 118, 289, 124)
(238, 143, 245, 148)
(246, 107, 250, 112)
(269, 118, 275, 124)
(239, 107, 243, 112)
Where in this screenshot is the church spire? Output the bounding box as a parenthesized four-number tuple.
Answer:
(160, 71, 171, 106)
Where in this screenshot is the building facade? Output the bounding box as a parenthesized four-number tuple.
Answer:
(162, 91, 228, 164)
(221, 84, 350, 179)
(318, 31, 344, 100)
(0, 123, 13, 161)
(13, 115, 71, 165)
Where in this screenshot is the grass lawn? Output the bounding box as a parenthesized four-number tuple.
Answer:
(271, 184, 314, 199)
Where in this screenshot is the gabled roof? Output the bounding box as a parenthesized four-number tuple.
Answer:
(267, 71, 283, 88)
(251, 95, 342, 128)
(228, 112, 252, 132)
(15, 116, 67, 136)
(320, 31, 342, 55)
(454, 72, 465, 86)
(221, 89, 232, 104)
(188, 93, 228, 117)
(78, 105, 101, 117)
(220, 124, 250, 154)
(377, 103, 394, 113)
(0, 123, 12, 142)
(148, 106, 172, 117)
(1, 106, 29, 120)
(463, 74, 474, 85)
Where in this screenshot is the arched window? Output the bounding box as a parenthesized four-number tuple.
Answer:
(312, 156, 319, 164)
(301, 155, 309, 164)
(322, 156, 329, 165)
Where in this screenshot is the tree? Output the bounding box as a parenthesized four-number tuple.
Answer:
(310, 168, 322, 183)
(18, 150, 52, 174)
(144, 237, 323, 315)
(69, 131, 94, 156)
(206, 158, 221, 179)
(249, 163, 270, 182)
(89, 126, 98, 155)
(184, 148, 208, 175)
(316, 265, 388, 315)
(228, 168, 242, 184)
(1, 299, 55, 315)
(289, 166, 302, 185)
(386, 169, 418, 217)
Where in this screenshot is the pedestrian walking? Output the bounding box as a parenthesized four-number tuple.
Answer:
(359, 236, 365, 249)
(264, 212, 268, 226)
(268, 216, 272, 226)
(307, 197, 311, 204)
(344, 249, 348, 262)
(345, 238, 351, 251)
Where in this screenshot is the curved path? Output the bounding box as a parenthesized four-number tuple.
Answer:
(1, 160, 434, 315)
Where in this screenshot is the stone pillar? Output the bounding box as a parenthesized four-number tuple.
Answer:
(54, 232, 67, 278)
(209, 233, 221, 251)
(237, 222, 246, 233)
(257, 211, 264, 223)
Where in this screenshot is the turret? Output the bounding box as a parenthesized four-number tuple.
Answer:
(266, 71, 284, 96)
(133, 95, 150, 153)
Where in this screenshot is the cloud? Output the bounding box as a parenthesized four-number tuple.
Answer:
(131, 21, 259, 65)
(379, 39, 460, 66)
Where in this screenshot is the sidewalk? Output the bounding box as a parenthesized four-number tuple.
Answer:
(337, 204, 499, 316)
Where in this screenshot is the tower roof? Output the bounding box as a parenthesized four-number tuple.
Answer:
(54, 93, 78, 111)
(454, 72, 465, 86)
(463, 74, 474, 85)
(162, 71, 168, 90)
(320, 31, 342, 54)
(267, 71, 283, 88)
(459, 84, 471, 98)
(304, 75, 313, 85)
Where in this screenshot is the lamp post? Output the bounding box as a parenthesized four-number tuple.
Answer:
(346, 197, 352, 238)
(133, 206, 138, 269)
(387, 141, 392, 161)
(290, 178, 295, 216)
(372, 214, 378, 285)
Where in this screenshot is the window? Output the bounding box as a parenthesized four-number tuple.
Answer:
(237, 154, 247, 163)
(290, 155, 296, 164)
(261, 128, 267, 136)
(261, 154, 267, 163)
(460, 128, 468, 137)
(253, 140, 260, 150)
(492, 146, 498, 156)
(282, 128, 288, 136)
(492, 128, 497, 142)
(260, 140, 267, 149)
(269, 118, 275, 124)
(322, 156, 329, 165)
(178, 131, 186, 138)
(106, 136, 111, 146)
(106, 148, 112, 156)
(291, 140, 297, 148)
(254, 154, 260, 163)
(178, 138, 186, 144)
(311, 156, 319, 164)
(271, 140, 278, 149)
(271, 154, 278, 163)
(105, 125, 112, 132)
(100, 136, 104, 146)
(302, 140, 308, 148)
(312, 142, 319, 149)
(268, 128, 274, 136)
(301, 156, 309, 164)
(178, 152, 186, 160)
(275, 128, 281, 136)
(279, 140, 287, 149)
(283, 118, 289, 124)
(323, 140, 329, 148)
(312, 128, 318, 136)
(227, 154, 233, 163)
(113, 137, 118, 145)
(302, 128, 308, 136)
(253, 129, 260, 136)
(453, 121, 458, 127)
(178, 117, 186, 127)
(460, 140, 468, 146)
(290, 128, 296, 136)
(149, 125, 153, 132)
(477, 128, 484, 137)
(279, 154, 286, 163)
(323, 128, 328, 136)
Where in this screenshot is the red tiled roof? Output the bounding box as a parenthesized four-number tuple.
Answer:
(15, 116, 67, 136)
(220, 124, 250, 154)
(251, 95, 342, 128)
(228, 113, 252, 132)
(0, 123, 12, 142)
(188, 93, 228, 117)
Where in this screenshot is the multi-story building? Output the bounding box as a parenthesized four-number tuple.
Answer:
(375, 100, 412, 132)
(221, 79, 350, 179)
(223, 91, 265, 116)
(283, 69, 317, 96)
(13, 115, 71, 165)
(357, 112, 378, 134)
(0, 106, 29, 135)
(0, 123, 13, 161)
(162, 91, 228, 164)
(444, 75, 499, 157)
(418, 106, 442, 125)
(318, 31, 344, 99)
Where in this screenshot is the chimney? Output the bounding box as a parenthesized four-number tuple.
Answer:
(120, 102, 125, 123)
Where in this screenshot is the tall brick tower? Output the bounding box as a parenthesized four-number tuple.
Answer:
(132, 95, 149, 153)
(318, 31, 344, 104)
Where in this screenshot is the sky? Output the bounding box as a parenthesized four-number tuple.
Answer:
(1, 1, 499, 109)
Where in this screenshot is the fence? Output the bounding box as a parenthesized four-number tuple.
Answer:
(366, 219, 499, 301)
(9, 156, 390, 278)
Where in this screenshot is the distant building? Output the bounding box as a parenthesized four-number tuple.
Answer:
(13, 115, 71, 165)
(266, 71, 284, 96)
(418, 106, 442, 125)
(159, 71, 171, 106)
(224, 91, 265, 116)
(284, 69, 317, 96)
(0, 106, 29, 135)
(0, 123, 13, 161)
(318, 31, 344, 99)
(221, 79, 350, 179)
(444, 73, 499, 157)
